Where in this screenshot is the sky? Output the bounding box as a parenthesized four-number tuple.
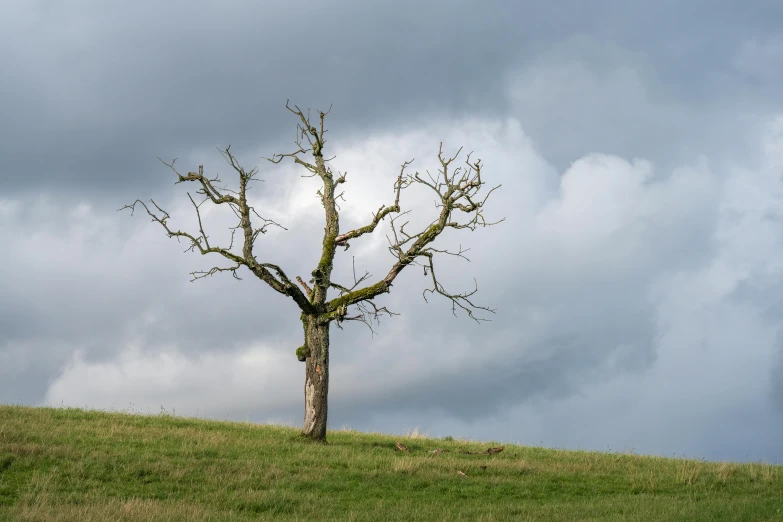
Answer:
(2, 0, 783, 464)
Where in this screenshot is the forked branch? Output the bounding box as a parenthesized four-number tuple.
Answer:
(333, 160, 413, 250)
(119, 148, 315, 314)
(324, 143, 503, 322)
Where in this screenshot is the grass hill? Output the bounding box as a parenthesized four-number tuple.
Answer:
(0, 405, 780, 521)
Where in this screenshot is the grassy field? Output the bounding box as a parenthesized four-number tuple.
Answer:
(0, 405, 780, 521)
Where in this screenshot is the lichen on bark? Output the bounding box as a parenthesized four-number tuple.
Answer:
(325, 280, 390, 313)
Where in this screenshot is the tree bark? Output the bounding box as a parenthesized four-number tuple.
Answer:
(302, 316, 330, 441)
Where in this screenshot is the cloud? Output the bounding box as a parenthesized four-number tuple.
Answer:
(33, 111, 783, 462)
(44, 342, 301, 421)
(734, 35, 783, 83)
(4, 0, 783, 464)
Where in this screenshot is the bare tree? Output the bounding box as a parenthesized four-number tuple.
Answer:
(120, 102, 503, 442)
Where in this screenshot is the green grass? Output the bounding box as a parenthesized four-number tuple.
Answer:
(0, 405, 780, 521)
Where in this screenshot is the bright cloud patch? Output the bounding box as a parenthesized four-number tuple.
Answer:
(45, 342, 300, 421)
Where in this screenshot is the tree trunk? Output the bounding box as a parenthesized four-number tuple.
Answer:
(302, 317, 330, 442)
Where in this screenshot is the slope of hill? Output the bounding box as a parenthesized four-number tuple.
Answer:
(0, 405, 780, 521)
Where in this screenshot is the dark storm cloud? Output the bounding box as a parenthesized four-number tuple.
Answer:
(2, 0, 782, 194)
(2, 0, 521, 195)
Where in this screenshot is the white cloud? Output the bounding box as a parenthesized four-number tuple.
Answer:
(44, 341, 301, 419)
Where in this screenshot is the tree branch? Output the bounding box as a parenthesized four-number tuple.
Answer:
(323, 143, 503, 321)
(296, 276, 313, 300)
(119, 147, 316, 314)
(334, 160, 413, 250)
(263, 102, 338, 307)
